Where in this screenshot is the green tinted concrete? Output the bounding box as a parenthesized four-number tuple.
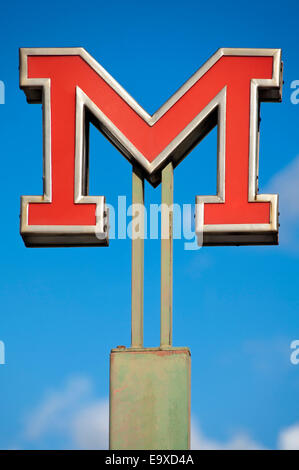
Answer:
(109, 347, 190, 450)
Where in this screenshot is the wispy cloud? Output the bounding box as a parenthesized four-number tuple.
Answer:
(72, 400, 109, 450)
(278, 424, 299, 450)
(20, 376, 108, 449)
(191, 418, 263, 450)
(15, 375, 299, 450)
(23, 376, 92, 441)
(265, 155, 299, 251)
(242, 337, 291, 376)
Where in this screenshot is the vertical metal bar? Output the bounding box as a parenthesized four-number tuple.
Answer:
(160, 161, 173, 348)
(131, 167, 144, 348)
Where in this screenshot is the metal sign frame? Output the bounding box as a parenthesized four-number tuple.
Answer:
(19, 47, 282, 247)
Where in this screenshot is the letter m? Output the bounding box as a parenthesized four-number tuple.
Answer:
(19, 47, 282, 246)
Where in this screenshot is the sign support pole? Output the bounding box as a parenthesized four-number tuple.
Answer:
(131, 167, 144, 348)
(160, 162, 173, 348)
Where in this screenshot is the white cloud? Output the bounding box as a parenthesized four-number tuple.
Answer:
(265, 155, 299, 250)
(266, 156, 299, 220)
(191, 419, 263, 450)
(72, 400, 109, 450)
(18, 375, 299, 450)
(278, 424, 299, 450)
(23, 376, 91, 441)
(21, 376, 108, 449)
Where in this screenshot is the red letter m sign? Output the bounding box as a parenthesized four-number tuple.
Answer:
(20, 47, 282, 246)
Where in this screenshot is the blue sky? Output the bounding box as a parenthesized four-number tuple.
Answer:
(0, 0, 299, 450)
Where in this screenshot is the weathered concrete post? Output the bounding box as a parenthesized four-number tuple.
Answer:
(109, 347, 190, 449)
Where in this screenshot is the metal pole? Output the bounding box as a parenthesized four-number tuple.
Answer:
(160, 161, 173, 348)
(131, 167, 144, 348)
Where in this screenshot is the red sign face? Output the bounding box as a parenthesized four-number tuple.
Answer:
(19, 47, 282, 247)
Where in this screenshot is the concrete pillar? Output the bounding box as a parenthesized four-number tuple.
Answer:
(109, 347, 191, 450)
